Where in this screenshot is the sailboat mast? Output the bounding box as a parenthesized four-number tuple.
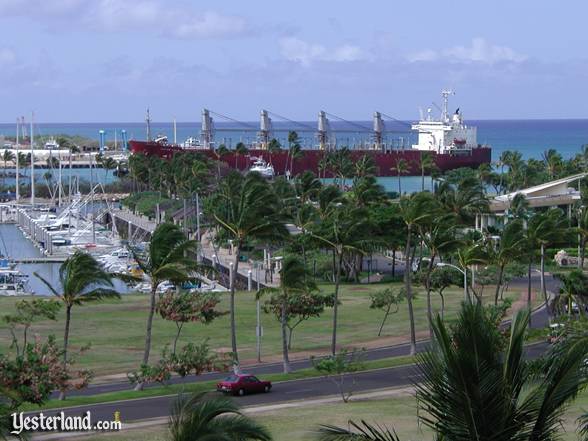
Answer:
(30, 112, 34, 207)
(173, 118, 177, 144)
(15, 117, 19, 203)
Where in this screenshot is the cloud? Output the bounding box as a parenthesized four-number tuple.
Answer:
(409, 38, 526, 64)
(0, 48, 16, 65)
(0, 0, 251, 39)
(279, 37, 364, 66)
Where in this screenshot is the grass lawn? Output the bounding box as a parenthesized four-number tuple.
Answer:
(77, 389, 588, 441)
(0, 281, 532, 375)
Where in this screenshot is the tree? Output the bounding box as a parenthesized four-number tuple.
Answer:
(169, 392, 272, 441)
(286, 131, 302, 175)
(317, 302, 588, 441)
(553, 270, 588, 317)
(436, 177, 488, 225)
(234, 142, 248, 169)
(3, 298, 61, 357)
(102, 156, 117, 181)
(311, 349, 366, 403)
(34, 251, 118, 400)
(393, 158, 409, 195)
(207, 171, 287, 370)
(157, 291, 223, 355)
(312, 203, 373, 355)
(370, 288, 405, 336)
(542, 148, 563, 180)
(258, 256, 320, 373)
(577, 205, 588, 268)
(417, 152, 435, 191)
(132, 223, 203, 390)
(418, 213, 459, 337)
(491, 219, 526, 305)
(525, 208, 569, 314)
(399, 192, 436, 355)
(2, 150, 14, 186)
(427, 266, 461, 319)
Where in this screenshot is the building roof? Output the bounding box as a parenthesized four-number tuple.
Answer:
(490, 173, 586, 212)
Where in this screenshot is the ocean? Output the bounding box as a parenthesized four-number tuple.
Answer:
(1, 119, 587, 161)
(2, 118, 585, 193)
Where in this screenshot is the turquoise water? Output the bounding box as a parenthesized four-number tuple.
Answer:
(1, 119, 587, 161)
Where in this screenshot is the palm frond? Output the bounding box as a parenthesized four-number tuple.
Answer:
(316, 420, 401, 441)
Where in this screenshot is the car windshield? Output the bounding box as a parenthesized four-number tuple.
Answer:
(223, 375, 239, 382)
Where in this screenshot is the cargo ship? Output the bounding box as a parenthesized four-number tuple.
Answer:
(129, 91, 491, 177)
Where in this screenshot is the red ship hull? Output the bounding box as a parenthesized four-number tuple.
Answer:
(129, 141, 491, 177)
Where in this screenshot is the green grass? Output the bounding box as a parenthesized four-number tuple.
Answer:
(0, 282, 531, 376)
(74, 389, 588, 441)
(0, 283, 460, 375)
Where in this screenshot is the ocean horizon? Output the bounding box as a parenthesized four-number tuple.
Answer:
(0, 118, 587, 162)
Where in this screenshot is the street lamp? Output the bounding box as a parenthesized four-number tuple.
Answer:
(436, 262, 469, 302)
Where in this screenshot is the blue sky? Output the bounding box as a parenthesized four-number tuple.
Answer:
(0, 0, 587, 122)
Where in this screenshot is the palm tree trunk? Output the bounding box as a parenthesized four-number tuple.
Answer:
(397, 173, 401, 195)
(172, 323, 183, 357)
(59, 304, 72, 400)
(540, 244, 547, 307)
(230, 245, 241, 371)
(421, 166, 425, 192)
(527, 259, 532, 328)
(281, 297, 291, 373)
(135, 284, 157, 391)
(404, 225, 417, 355)
(392, 247, 396, 277)
(425, 253, 435, 339)
(331, 251, 343, 356)
(494, 264, 505, 306)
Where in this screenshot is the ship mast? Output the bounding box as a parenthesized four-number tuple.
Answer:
(259, 110, 272, 149)
(201, 109, 214, 150)
(441, 89, 454, 122)
(373, 111, 385, 150)
(30, 112, 34, 207)
(146, 108, 152, 141)
(317, 111, 330, 150)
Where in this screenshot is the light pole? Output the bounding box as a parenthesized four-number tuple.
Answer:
(437, 262, 469, 302)
(254, 262, 262, 363)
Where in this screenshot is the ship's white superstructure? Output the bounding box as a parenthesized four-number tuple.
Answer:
(411, 90, 478, 154)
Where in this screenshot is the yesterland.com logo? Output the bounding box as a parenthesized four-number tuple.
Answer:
(11, 411, 122, 435)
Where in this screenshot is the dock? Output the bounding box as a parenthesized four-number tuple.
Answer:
(13, 257, 67, 264)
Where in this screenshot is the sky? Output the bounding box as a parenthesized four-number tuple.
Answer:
(0, 0, 587, 122)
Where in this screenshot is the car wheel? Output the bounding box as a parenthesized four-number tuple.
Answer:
(238, 389, 245, 396)
(264, 385, 270, 393)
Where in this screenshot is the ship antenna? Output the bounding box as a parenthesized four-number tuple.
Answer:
(441, 89, 454, 122)
(146, 108, 152, 141)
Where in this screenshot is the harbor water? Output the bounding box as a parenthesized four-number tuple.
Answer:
(0, 224, 129, 296)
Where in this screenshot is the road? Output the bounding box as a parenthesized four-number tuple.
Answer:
(32, 342, 549, 424)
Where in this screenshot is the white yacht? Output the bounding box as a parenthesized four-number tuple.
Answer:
(44, 138, 60, 150)
(0, 268, 31, 296)
(248, 158, 274, 178)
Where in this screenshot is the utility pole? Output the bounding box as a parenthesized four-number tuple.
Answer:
(15, 117, 19, 203)
(30, 112, 35, 208)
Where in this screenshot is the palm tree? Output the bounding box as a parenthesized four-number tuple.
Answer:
(257, 256, 316, 373)
(286, 131, 301, 175)
(525, 208, 569, 313)
(418, 214, 459, 337)
(169, 392, 272, 441)
(234, 142, 248, 169)
(213, 144, 230, 179)
(393, 158, 409, 195)
(312, 203, 373, 355)
(553, 270, 588, 317)
(102, 157, 117, 181)
(2, 150, 14, 186)
(354, 155, 377, 178)
(491, 219, 526, 305)
(132, 223, 202, 390)
(542, 148, 563, 180)
(417, 152, 435, 191)
(436, 177, 488, 225)
(34, 251, 119, 400)
(208, 171, 287, 370)
(399, 192, 436, 355)
(317, 302, 588, 441)
(577, 205, 588, 268)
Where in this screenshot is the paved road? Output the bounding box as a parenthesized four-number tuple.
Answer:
(33, 342, 549, 424)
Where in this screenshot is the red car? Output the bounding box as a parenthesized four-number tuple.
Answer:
(216, 374, 272, 396)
